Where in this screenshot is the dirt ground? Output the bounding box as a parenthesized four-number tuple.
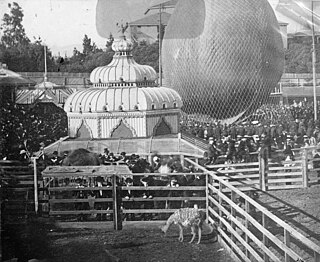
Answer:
(258, 184, 320, 246)
(3, 220, 234, 262)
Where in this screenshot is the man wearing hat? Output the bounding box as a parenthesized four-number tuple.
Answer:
(237, 136, 249, 163)
(283, 138, 294, 161)
(205, 137, 221, 165)
(226, 139, 237, 163)
(313, 149, 320, 180)
(303, 135, 310, 147)
(59, 151, 69, 165)
(49, 151, 61, 166)
(19, 149, 30, 163)
(36, 142, 48, 168)
(100, 148, 110, 164)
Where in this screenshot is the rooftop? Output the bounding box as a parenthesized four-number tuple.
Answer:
(129, 12, 171, 27)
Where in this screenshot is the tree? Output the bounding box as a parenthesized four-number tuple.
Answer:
(106, 33, 114, 50)
(132, 41, 159, 72)
(285, 36, 320, 73)
(82, 34, 93, 56)
(0, 3, 57, 72)
(0, 2, 30, 48)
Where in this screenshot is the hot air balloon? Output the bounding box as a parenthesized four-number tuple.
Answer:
(162, 0, 284, 121)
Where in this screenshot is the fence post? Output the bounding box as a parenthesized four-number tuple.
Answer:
(32, 157, 39, 214)
(112, 174, 122, 230)
(314, 251, 320, 262)
(301, 148, 309, 188)
(230, 191, 236, 243)
(180, 154, 185, 167)
(284, 229, 291, 262)
(245, 199, 250, 259)
(205, 172, 209, 224)
(218, 181, 224, 230)
(148, 155, 153, 166)
(259, 152, 268, 191)
(262, 214, 269, 262)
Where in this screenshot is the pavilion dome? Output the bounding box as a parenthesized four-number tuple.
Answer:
(63, 29, 182, 139)
(65, 30, 182, 114)
(65, 86, 182, 113)
(89, 35, 157, 86)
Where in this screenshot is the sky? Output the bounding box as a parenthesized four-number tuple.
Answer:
(0, 0, 319, 56)
(0, 0, 154, 56)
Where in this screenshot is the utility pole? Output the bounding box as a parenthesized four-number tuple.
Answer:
(159, 4, 163, 86)
(145, 1, 176, 86)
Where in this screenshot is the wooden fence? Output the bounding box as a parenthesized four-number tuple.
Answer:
(185, 158, 320, 262)
(0, 160, 43, 218)
(205, 145, 320, 192)
(4, 148, 320, 261)
(41, 166, 207, 227)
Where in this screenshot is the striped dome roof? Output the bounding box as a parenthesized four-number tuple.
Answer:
(66, 32, 182, 115)
(64, 86, 182, 113)
(89, 35, 157, 85)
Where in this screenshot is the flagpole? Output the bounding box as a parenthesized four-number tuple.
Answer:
(312, 1, 318, 120)
(44, 45, 47, 83)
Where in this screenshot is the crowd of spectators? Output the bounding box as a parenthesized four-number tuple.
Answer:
(181, 101, 320, 164)
(2, 99, 320, 166)
(0, 102, 68, 161)
(42, 147, 202, 220)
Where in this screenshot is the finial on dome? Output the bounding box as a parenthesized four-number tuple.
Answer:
(112, 21, 133, 52)
(116, 22, 129, 37)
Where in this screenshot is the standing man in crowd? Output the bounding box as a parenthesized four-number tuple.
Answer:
(206, 137, 221, 165)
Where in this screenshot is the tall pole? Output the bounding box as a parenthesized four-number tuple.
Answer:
(159, 4, 162, 86)
(44, 45, 48, 82)
(312, 1, 318, 120)
(32, 157, 39, 214)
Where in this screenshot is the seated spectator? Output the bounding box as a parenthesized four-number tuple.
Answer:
(48, 151, 61, 166)
(118, 151, 128, 163)
(19, 149, 30, 163)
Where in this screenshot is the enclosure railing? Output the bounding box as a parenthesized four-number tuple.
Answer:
(185, 157, 320, 262)
(44, 135, 205, 158)
(38, 154, 320, 261)
(180, 130, 209, 151)
(41, 167, 207, 224)
(37, 143, 320, 224)
(206, 156, 306, 192)
(0, 159, 43, 219)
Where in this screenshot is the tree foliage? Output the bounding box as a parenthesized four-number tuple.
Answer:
(1, 2, 320, 75)
(132, 40, 159, 72)
(0, 2, 56, 72)
(285, 36, 320, 73)
(0, 2, 29, 48)
(59, 38, 160, 73)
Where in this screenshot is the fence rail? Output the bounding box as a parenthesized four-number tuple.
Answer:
(185, 158, 320, 262)
(3, 145, 320, 261)
(41, 169, 207, 222)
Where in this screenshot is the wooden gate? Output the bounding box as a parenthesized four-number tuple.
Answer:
(41, 166, 208, 228)
(186, 158, 320, 262)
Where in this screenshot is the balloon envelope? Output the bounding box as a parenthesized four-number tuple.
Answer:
(162, 0, 284, 120)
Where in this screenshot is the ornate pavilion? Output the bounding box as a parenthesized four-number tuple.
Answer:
(45, 28, 204, 158)
(64, 30, 182, 139)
